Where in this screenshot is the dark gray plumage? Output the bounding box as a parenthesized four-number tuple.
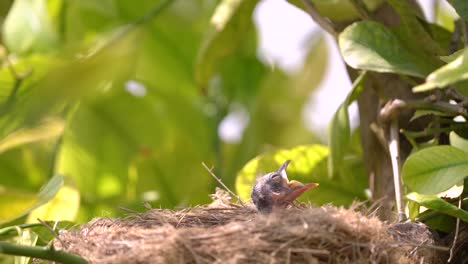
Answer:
(251, 160, 319, 214)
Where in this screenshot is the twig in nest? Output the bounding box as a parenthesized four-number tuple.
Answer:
(37, 218, 59, 238)
(37, 218, 63, 247)
(201, 162, 245, 206)
(448, 196, 462, 263)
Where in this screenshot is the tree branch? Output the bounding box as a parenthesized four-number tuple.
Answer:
(0, 242, 87, 264)
(300, 0, 338, 38)
(349, 0, 372, 20)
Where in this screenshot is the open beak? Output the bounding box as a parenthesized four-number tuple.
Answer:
(276, 160, 319, 203)
(284, 181, 319, 202)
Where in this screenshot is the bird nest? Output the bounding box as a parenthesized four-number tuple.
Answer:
(54, 190, 443, 263)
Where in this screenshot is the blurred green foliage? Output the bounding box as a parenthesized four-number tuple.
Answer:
(0, 0, 332, 229)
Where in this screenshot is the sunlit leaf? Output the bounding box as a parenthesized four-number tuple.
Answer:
(407, 192, 468, 222)
(402, 146, 468, 194)
(3, 0, 59, 54)
(407, 200, 420, 221)
(0, 118, 64, 154)
(195, 0, 256, 88)
(450, 131, 468, 153)
(27, 184, 80, 223)
(327, 71, 366, 178)
(0, 174, 63, 224)
(339, 21, 432, 77)
(437, 181, 464, 199)
(414, 48, 468, 92)
(235, 144, 367, 205)
(440, 49, 464, 63)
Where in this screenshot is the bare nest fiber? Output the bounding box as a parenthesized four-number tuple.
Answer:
(55, 191, 442, 263)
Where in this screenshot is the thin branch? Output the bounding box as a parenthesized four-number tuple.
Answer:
(388, 119, 406, 222)
(370, 123, 389, 152)
(402, 122, 468, 138)
(300, 0, 338, 38)
(0, 242, 87, 264)
(201, 162, 245, 206)
(448, 196, 462, 263)
(349, 0, 372, 20)
(0, 55, 32, 113)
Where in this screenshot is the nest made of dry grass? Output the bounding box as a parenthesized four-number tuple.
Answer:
(54, 191, 441, 264)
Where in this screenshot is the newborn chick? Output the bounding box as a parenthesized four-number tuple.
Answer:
(251, 160, 319, 213)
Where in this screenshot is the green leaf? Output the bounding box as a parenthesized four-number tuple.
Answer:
(414, 48, 468, 92)
(27, 184, 80, 223)
(408, 200, 420, 221)
(402, 146, 468, 194)
(327, 71, 366, 178)
(339, 21, 432, 77)
(328, 105, 349, 178)
(0, 118, 64, 154)
(0, 174, 63, 224)
(407, 192, 468, 222)
(423, 213, 456, 232)
(2, 0, 59, 54)
(440, 49, 464, 63)
(195, 0, 257, 88)
(387, 0, 444, 57)
(449, 0, 468, 20)
(450, 131, 468, 153)
(235, 144, 367, 206)
(288, 0, 383, 21)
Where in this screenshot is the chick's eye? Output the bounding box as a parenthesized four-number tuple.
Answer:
(270, 173, 281, 181)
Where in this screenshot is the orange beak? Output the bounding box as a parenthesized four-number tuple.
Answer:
(274, 160, 319, 203)
(283, 181, 319, 203)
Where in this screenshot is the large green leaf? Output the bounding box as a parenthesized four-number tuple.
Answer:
(339, 21, 432, 77)
(327, 71, 366, 178)
(449, 0, 468, 20)
(387, 0, 444, 57)
(2, 0, 59, 54)
(0, 174, 63, 224)
(195, 0, 257, 88)
(407, 192, 468, 223)
(414, 48, 468, 92)
(288, 0, 383, 21)
(402, 146, 468, 194)
(235, 144, 367, 206)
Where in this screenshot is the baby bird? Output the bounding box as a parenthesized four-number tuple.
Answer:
(251, 160, 319, 213)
